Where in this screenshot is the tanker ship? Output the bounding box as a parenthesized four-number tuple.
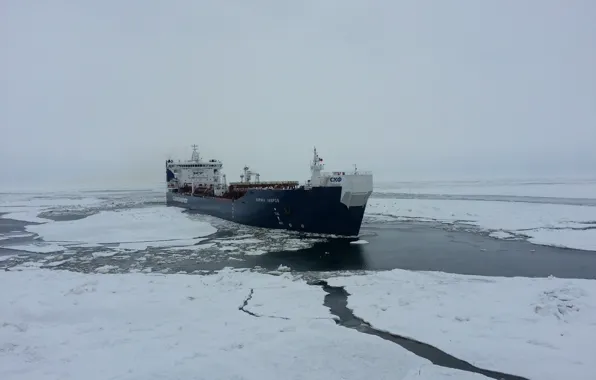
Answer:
(165, 145, 373, 236)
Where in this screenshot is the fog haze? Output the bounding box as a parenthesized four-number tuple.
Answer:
(1, 0, 595, 189)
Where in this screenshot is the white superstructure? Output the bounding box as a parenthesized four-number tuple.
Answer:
(306, 147, 373, 207)
(166, 145, 228, 196)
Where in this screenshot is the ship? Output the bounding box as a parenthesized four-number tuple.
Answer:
(165, 145, 373, 236)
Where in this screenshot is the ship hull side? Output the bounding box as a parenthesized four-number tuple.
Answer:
(166, 187, 367, 236)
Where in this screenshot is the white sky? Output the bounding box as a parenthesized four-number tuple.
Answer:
(1, 0, 594, 189)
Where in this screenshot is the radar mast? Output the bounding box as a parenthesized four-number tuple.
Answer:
(190, 144, 200, 161)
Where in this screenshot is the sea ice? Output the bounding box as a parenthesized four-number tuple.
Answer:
(25, 206, 216, 250)
(0, 194, 102, 208)
(528, 228, 596, 252)
(374, 179, 596, 199)
(0, 254, 20, 262)
(0, 208, 53, 224)
(0, 194, 104, 224)
(0, 233, 35, 241)
(0, 268, 488, 380)
(328, 269, 596, 380)
(211, 233, 323, 256)
(488, 230, 515, 239)
(2, 243, 65, 254)
(366, 198, 596, 251)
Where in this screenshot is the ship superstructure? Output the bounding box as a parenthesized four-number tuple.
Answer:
(165, 145, 373, 236)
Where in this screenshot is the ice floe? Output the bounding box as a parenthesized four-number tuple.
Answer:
(25, 207, 216, 251)
(375, 178, 596, 199)
(366, 198, 596, 251)
(0, 268, 489, 380)
(2, 243, 65, 254)
(0, 233, 35, 241)
(210, 232, 324, 256)
(328, 269, 596, 380)
(0, 194, 104, 223)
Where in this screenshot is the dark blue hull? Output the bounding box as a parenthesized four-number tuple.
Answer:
(165, 187, 367, 236)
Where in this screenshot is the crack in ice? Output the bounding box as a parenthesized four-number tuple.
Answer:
(238, 288, 289, 320)
(312, 280, 530, 380)
(239, 289, 260, 318)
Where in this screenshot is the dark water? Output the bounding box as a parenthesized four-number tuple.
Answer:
(245, 221, 596, 279)
(0, 214, 32, 231)
(2, 215, 596, 279)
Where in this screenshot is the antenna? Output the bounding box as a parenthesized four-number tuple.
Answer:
(190, 144, 200, 161)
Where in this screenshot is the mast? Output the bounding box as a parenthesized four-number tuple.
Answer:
(310, 147, 324, 185)
(190, 144, 200, 161)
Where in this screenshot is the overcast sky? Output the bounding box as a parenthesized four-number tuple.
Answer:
(1, 0, 594, 189)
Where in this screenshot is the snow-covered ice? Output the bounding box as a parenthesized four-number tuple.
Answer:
(2, 243, 65, 254)
(0, 194, 103, 223)
(488, 230, 516, 240)
(0, 268, 488, 380)
(1, 205, 218, 257)
(375, 178, 596, 199)
(328, 269, 596, 380)
(0, 195, 102, 208)
(366, 198, 596, 251)
(24, 207, 216, 251)
(0, 233, 34, 241)
(0, 207, 53, 224)
(0, 254, 21, 262)
(527, 229, 596, 252)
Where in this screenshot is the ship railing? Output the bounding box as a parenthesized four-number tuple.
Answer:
(229, 181, 299, 186)
(320, 171, 372, 176)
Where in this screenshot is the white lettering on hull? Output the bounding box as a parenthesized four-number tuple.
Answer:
(172, 196, 188, 204)
(256, 198, 280, 203)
